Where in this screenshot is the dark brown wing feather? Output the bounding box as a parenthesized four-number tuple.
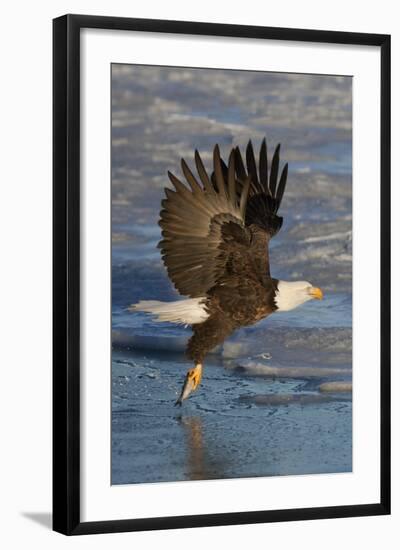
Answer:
(159, 147, 253, 298)
(159, 138, 287, 298)
(234, 138, 288, 237)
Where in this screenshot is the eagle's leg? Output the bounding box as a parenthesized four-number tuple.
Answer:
(175, 363, 203, 406)
(174, 315, 235, 405)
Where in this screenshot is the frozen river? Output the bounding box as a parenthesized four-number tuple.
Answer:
(111, 64, 352, 484)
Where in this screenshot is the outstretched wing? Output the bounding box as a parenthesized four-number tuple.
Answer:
(158, 147, 252, 298)
(234, 138, 288, 237)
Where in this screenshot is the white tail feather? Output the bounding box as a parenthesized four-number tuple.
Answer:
(129, 298, 209, 325)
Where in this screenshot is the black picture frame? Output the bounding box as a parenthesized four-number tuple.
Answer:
(53, 14, 391, 535)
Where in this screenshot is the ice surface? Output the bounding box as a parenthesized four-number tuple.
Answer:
(112, 349, 352, 484)
(319, 381, 352, 392)
(111, 66, 352, 484)
(235, 364, 351, 379)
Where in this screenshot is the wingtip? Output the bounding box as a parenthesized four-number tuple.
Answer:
(213, 143, 221, 165)
(164, 185, 176, 197)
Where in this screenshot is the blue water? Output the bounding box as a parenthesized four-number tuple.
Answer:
(111, 65, 352, 485)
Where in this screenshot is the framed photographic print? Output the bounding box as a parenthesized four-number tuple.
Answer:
(53, 14, 391, 535)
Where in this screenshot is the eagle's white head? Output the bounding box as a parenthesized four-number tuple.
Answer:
(274, 280, 323, 312)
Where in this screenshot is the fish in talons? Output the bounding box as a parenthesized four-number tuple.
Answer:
(175, 364, 203, 406)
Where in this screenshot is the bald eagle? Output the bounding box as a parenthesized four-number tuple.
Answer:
(130, 139, 323, 405)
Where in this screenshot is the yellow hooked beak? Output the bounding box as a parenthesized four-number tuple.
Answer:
(309, 286, 324, 300)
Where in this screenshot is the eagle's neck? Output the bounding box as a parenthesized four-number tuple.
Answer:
(274, 280, 313, 312)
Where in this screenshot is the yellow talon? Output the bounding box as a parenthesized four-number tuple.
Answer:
(189, 364, 202, 389)
(175, 364, 203, 406)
